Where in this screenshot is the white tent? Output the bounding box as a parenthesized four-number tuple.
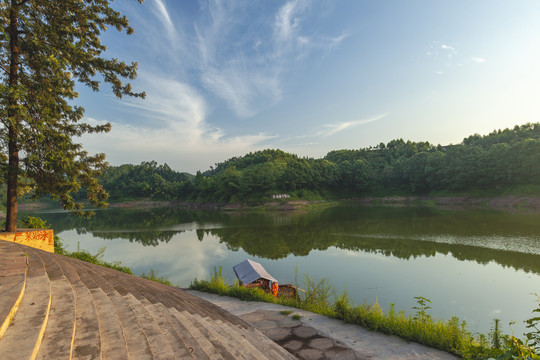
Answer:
(233, 259, 277, 285)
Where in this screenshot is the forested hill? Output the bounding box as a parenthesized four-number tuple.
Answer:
(99, 123, 540, 202)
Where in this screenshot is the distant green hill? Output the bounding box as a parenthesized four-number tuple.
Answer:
(94, 122, 540, 203)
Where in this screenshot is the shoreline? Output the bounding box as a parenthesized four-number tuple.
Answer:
(14, 194, 540, 214)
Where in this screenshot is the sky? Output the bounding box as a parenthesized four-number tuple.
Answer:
(77, 0, 540, 173)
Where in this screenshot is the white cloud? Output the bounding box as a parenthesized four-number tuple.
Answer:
(441, 44, 455, 52)
(472, 57, 485, 63)
(186, 0, 346, 118)
(275, 0, 309, 42)
(80, 75, 277, 172)
(319, 114, 387, 137)
(151, 0, 176, 40)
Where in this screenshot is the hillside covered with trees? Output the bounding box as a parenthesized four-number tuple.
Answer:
(98, 123, 540, 203)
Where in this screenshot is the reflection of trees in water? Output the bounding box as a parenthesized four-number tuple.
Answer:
(90, 231, 182, 246)
(203, 207, 540, 275)
(28, 205, 540, 272)
(208, 225, 540, 275)
(30, 207, 231, 246)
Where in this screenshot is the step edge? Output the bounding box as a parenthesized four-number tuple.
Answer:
(29, 253, 53, 360)
(0, 256, 28, 339)
(50, 256, 79, 360)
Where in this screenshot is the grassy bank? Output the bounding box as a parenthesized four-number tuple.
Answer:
(190, 268, 540, 360)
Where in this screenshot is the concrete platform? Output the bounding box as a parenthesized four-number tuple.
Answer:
(187, 290, 459, 360)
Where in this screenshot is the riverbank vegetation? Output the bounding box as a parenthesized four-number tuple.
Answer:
(94, 123, 540, 204)
(190, 268, 540, 359)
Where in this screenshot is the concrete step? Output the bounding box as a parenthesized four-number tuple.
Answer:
(83, 263, 289, 359)
(191, 313, 251, 360)
(69, 260, 155, 359)
(124, 293, 176, 360)
(91, 287, 130, 360)
(0, 245, 297, 360)
(200, 315, 285, 360)
(170, 308, 223, 360)
(200, 315, 295, 360)
(107, 290, 153, 359)
(63, 258, 129, 359)
(87, 265, 236, 327)
(26, 249, 76, 360)
(62, 260, 102, 360)
(0, 245, 51, 360)
(0, 241, 27, 339)
(155, 304, 211, 360)
(147, 302, 196, 360)
(182, 311, 237, 360)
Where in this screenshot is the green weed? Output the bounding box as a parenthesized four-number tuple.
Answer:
(140, 269, 173, 286)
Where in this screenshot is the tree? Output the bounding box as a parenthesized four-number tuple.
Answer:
(0, 0, 145, 231)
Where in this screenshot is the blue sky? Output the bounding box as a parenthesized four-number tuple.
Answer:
(78, 0, 540, 173)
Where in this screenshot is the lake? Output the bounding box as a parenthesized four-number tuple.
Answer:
(26, 204, 540, 337)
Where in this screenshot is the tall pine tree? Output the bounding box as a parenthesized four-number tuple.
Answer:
(0, 0, 145, 231)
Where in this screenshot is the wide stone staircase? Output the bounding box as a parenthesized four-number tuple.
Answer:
(0, 240, 296, 359)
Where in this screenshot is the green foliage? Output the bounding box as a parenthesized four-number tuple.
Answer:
(280, 310, 293, 316)
(99, 161, 193, 201)
(0, 0, 145, 231)
(492, 318, 503, 350)
(413, 296, 432, 322)
(22, 216, 48, 229)
(291, 314, 302, 321)
(302, 274, 336, 313)
(525, 295, 540, 353)
(85, 123, 540, 205)
(197, 266, 229, 294)
(111, 123, 540, 205)
(69, 248, 133, 275)
(140, 269, 173, 286)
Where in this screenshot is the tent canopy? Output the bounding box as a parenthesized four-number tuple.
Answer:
(233, 259, 277, 285)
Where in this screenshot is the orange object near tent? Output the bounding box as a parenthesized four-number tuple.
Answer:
(272, 282, 279, 297)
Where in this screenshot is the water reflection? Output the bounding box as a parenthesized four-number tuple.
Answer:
(32, 205, 540, 276)
(28, 205, 540, 336)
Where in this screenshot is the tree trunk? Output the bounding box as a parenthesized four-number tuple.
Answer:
(6, 1, 20, 232)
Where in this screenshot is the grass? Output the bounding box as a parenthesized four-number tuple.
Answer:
(140, 269, 173, 286)
(190, 270, 540, 360)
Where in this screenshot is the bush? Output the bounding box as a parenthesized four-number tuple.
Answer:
(140, 269, 172, 286)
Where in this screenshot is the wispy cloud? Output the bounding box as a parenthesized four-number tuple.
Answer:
(427, 41, 487, 73)
(185, 0, 347, 118)
(81, 75, 277, 172)
(440, 44, 455, 52)
(137, 0, 347, 119)
(275, 0, 309, 42)
(151, 0, 176, 40)
(472, 57, 485, 63)
(319, 114, 387, 137)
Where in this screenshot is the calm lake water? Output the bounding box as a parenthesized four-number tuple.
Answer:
(26, 204, 540, 337)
